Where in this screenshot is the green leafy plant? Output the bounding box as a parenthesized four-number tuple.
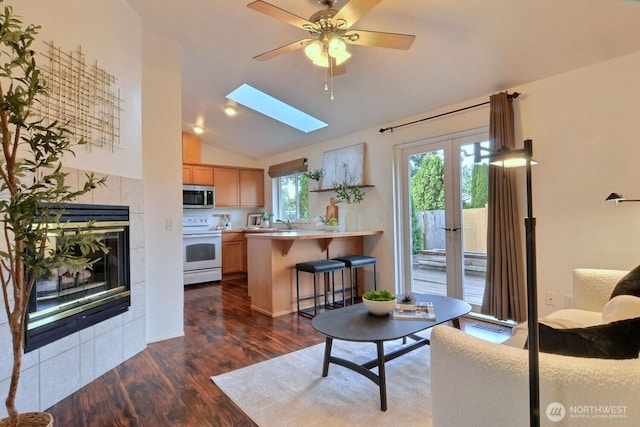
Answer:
(0, 2, 106, 424)
(304, 168, 324, 181)
(332, 180, 365, 204)
(260, 211, 273, 221)
(362, 290, 396, 302)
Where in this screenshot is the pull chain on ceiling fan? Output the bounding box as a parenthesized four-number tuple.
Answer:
(247, 0, 416, 99)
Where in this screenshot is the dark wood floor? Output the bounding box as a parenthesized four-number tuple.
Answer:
(46, 279, 510, 426)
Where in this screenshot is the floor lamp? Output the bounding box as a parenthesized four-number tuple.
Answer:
(475, 139, 539, 427)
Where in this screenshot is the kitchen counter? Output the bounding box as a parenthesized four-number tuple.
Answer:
(245, 229, 383, 317)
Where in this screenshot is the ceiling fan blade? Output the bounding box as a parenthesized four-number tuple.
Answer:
(253, 39, 312, 61)
(333, 0, 384, 28)
(247, 1, 314, 30)
(344, 29, 416, 50)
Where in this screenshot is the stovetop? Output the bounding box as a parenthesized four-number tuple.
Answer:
(182, 215, 222, 236)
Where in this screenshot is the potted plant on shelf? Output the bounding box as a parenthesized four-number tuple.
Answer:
(0, 3, 106, 426)
(304, 168, 324, 191)
(332, 180, 366, 231)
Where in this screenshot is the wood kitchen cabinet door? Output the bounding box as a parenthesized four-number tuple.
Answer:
(213, 167, 240, 206)
(240, 169, 264, 207)
(222, 232, 245, 275)
(183, 164, 214, 185)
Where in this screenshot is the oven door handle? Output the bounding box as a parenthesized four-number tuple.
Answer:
(183, 233, 222, 238)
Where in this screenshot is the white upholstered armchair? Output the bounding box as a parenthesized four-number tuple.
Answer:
(430, 269, 640, 426)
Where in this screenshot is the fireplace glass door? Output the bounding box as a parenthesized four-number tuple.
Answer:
(25, 204, 131, 352)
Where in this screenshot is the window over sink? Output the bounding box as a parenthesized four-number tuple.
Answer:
(277, 173, 310, 221)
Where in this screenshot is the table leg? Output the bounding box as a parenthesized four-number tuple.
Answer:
(322, 337, 333, 377)
(452, 317, 461, 329)
(376, 341, 387, 411)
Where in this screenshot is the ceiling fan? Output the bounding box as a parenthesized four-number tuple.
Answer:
(247, 0, 416, 79)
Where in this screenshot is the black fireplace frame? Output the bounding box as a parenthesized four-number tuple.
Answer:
(24, 203, 131, 352)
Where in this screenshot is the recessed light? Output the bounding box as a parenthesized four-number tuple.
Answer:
(193, 125, 204, 135)
(223, 104, 237, 117)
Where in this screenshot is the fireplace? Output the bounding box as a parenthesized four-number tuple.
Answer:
(25, 203, 131, 352)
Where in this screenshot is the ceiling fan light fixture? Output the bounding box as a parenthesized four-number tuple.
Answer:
(327, 36, 345, 56)
(304, 40, 324, 62)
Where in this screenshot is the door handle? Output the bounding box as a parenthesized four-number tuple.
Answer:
(439, 227, 462, 232)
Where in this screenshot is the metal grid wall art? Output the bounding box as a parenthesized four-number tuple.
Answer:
(34, 41, 122, 152)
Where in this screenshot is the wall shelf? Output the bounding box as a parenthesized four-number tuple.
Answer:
(310, 185, 375, 193)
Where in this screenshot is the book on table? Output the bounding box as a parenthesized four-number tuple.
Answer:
(392, 302, 435, 320)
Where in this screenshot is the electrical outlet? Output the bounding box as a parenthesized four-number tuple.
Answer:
(564, 295, 573, 308)
(545, 292, 557, 306)
(165, 219, 174, 231)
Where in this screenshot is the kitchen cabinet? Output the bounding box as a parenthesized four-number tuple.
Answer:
(214, 166, 264, 207)
(213, 167, 240, 206)
(222, 231, 245, 276)
(183, 164, 214, 185)
(182, 132, 201, 164)
(240, 169, 264, 206)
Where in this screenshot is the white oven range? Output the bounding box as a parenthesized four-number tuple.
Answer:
(183, 215, 222, 285)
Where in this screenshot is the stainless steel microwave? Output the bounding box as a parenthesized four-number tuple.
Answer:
(183, 185, 215, 208)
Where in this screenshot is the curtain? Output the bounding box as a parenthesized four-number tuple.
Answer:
(481, 92, 526, 322)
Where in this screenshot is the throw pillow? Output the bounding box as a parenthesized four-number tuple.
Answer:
(536, 317, 640, 359)
(610, 264, 640, 299)
(602, 295, 640, 323)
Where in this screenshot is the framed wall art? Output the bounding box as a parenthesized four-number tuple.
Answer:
(321, 143, 365, 189)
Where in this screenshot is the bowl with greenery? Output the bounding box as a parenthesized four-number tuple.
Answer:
(362, 290, 397, 316)
(323, 217, 343, 232)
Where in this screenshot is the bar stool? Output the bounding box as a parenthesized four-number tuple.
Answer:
(295, 259, 346, 318)
(331, 255, 377, 304)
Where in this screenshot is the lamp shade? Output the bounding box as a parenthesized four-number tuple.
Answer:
(606, 193, 624, 201)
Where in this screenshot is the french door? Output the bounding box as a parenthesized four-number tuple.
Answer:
(397, 130, 489, 312)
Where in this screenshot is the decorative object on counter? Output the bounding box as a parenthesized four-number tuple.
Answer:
(247, 213, 262, 227)
(333, 180, 366, 231)
(217, 214, 231, 229)
(304, 167, 324, 191)
(0, 4, 107, 425)
(362, 290, 396, 316)
(325, 197, 338, 224)
(261, 211, 274, 228)
(323, 217, 343, 232)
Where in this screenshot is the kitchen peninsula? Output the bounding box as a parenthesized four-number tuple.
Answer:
(246, 229, 383, 317)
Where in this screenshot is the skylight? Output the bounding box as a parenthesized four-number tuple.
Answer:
(226, 84, 327, 133)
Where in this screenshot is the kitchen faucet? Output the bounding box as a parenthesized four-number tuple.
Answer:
(276, 219, 295, 229)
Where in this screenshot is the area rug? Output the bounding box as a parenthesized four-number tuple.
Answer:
(211, 337, 432, 426)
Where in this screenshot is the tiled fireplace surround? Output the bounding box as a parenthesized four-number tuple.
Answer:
(0, 168, 146, 415)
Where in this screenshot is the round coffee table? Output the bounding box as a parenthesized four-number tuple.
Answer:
(311, 294, 471, 411)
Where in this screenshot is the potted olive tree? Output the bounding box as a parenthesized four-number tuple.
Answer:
(0, 2, 106, 426)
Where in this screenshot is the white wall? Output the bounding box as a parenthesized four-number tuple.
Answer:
(141, 29, 184, 342)
(20, 0, 143, 179)
(261, 51, 640, 318)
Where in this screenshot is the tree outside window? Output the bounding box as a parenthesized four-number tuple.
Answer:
(277, 173, 310, 220)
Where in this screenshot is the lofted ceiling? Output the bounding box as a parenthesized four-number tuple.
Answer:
(125, 0, 640, 159)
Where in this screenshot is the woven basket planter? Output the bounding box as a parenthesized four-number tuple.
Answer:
(0, 412, 53, 427)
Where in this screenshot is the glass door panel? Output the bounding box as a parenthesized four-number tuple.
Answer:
(401, 133, 488, 312)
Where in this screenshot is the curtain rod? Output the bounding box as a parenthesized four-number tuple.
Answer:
(379, 92, 520, 134)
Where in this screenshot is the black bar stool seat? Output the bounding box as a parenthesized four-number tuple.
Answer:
(332, 255, 377, 303)
(296, 259, 345, 318)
